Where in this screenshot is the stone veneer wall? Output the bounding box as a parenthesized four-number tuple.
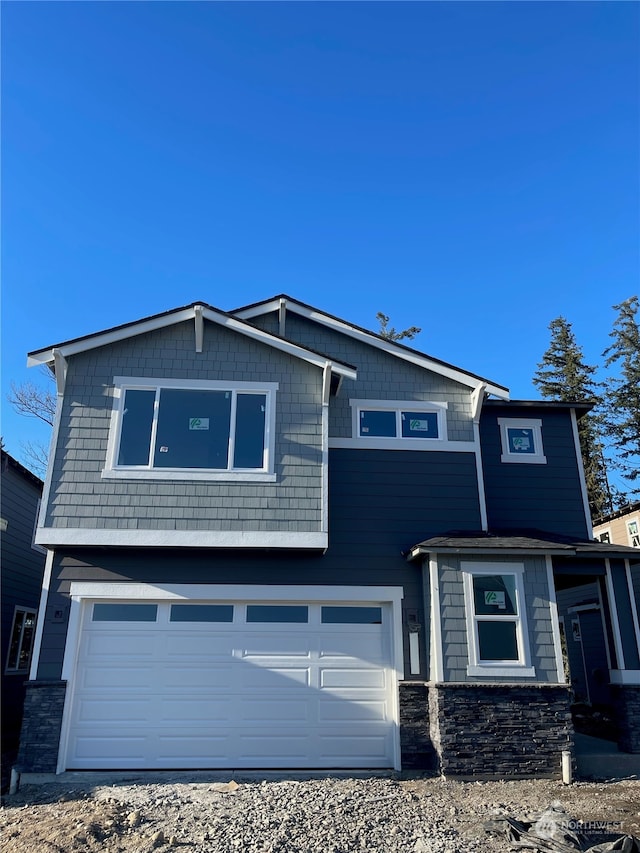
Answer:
(17, 681, 66, 773)
(611, 685, 640, 753)
(398, 683, 437, 771)
(429, 683, 573, 778)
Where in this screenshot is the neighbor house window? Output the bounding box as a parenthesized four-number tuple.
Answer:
(498, 418, 546, 464)
(461, 562, 535, 677)
(105, 378, 277, 480)
(5, 607, 37, 674)
(351, 399, 447, 443)
(596, 530, 611, 544)
(627, 519, 640, 548)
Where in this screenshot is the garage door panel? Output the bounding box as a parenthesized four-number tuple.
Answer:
(164, 634, 236, 657)
(320, 668, 386, 689)
(75, 698, 151, 723)
(239, 665, 311, 689)
(67, 597, 398, 769)
(81, 665, 156, 689)
(83, 633, 157, 657)
(161, 664, 233, 689)
(159, 697, 232, 722)
(317, 698, 388, 722)
(239, 699, 309, 722)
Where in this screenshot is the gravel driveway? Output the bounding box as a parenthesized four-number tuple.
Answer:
(2, 773, 639, 853)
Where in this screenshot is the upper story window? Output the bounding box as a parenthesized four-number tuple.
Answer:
(351, 399, 447, 445)
(595, 529, 611, 544)
(461, 562, 535, 678)
(498, 417, 546, 464)
(104, 378, 278, 481)
(627, 519, 640, 548)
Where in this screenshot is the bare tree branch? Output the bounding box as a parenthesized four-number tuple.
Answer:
(7, 368, 56, 426)
(20, 441, 50, 479)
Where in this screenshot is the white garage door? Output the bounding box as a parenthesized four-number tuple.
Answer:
(65, 599, 398, 769)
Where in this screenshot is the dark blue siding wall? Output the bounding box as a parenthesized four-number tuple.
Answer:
(37, 448, 482, 682)
(1, 454, 46, 780)
(480, 406, 589, 539)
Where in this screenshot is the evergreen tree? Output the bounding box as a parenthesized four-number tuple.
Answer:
(376, 312, 421, 342)
(602, 296, 640, 496)
(533, 317, 611, 517)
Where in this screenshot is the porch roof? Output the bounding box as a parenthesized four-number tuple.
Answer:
(406, 528, 640, 562)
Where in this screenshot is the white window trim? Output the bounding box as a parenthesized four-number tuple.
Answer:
(626, 517, 640, 548)
(103, 377, 278, 481)
(595, 527, 612, 544)
(31, 498, 47, 554)
(498, 417, 546, 464)
(5, 605, 38, 675)
(461, 562, 536, 678)
(350, 398, 448, 448)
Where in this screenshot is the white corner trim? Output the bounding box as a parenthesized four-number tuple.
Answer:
(321, 372, 330, 536)
(570, 408, 593, 537)
(626, 558, 640, 664)
(28, 549, 54, 681)
(473, 420, 488, 532)
(35, 393, 63, 543)
(545, 554, 566, 684)
(604, 558, 626, 670)
(36, 529, 328, 549)
(57, 595, 83, 774)
(429, 556, 444, 682)
(194, 305, 204, 353)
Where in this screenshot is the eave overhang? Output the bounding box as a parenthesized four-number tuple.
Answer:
(233, 294, 510, 400)
(27, 302, 357, 381)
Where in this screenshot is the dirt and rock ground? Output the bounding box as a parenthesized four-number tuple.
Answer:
(1, 773, 639, 853)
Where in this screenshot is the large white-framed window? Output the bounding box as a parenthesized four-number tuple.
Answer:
(351, 399, 447, 446)
(5, 606, 38, 675)
(103, 377, 278, 481)
(498, 417, 546, 464)
(627, 518, 640, 548)
(461, 562, 535, 677)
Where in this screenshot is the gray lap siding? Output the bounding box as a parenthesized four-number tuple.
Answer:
(45, 321, 324, 533)
(438, 553, 559, 684)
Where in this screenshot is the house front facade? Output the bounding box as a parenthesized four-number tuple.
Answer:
(18, 296, 640, 779)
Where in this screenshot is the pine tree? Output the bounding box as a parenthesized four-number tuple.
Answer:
(376, 312, 421, 342)
(533, 317, 611, 517)
(602, 296, 640, 497)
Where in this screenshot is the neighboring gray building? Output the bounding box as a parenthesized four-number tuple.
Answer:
(1, 451, 46, 789)
(17, 296, 640, 779)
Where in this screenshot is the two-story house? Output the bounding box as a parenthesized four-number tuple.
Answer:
(17, 296, 640, 779)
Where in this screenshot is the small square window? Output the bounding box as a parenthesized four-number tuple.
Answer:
(498, 418, 546, 464)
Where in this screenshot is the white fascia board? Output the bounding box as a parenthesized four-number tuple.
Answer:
(609, 670, 640, 685)
(27, 303, 357, 381)
(35, 528, 328, 549)
(235, 299, 509, 399)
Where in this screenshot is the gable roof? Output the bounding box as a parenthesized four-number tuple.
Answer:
(232, 294, 510, 400)
(27, 301, 357, 380)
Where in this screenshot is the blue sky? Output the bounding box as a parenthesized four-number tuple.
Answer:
(2, 1, 638, 473)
